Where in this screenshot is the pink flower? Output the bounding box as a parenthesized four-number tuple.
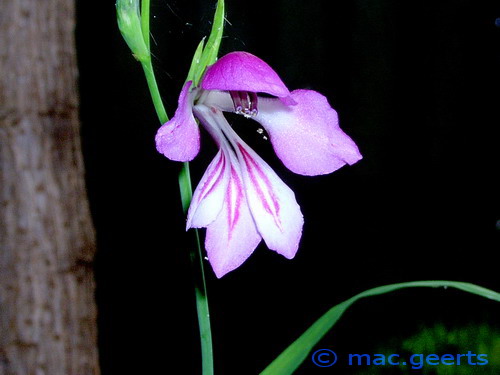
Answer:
(156, 52, 362, 277)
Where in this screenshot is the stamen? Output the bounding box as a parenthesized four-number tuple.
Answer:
(229, 90, 259, 118)
(248, 92, 258, 116)
(229, 91, 243, 112)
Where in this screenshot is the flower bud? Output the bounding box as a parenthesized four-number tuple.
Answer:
(116, 0, 149, 62)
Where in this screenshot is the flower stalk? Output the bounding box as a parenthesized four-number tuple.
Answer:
(117, 0, 215, 373)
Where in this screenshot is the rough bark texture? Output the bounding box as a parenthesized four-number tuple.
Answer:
(0, 0, 100, 374)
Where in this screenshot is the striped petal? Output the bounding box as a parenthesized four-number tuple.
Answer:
(215, 118, 304, 259)
(190, 104, 262, 278)
(205, 152, 262, 278)
(187, 149, 229, 229)
(236, 141, 303, 258)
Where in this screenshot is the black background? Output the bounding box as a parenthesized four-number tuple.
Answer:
(76, 1, 499, 374)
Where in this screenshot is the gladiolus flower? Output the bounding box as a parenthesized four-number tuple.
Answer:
(156, 51, 362, 277)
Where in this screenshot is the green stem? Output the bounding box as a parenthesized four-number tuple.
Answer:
(179, 162, 214, 375)
(190, 219, 213, 375)
(140, 59, 168, 123)
(139, 2, 213, 374)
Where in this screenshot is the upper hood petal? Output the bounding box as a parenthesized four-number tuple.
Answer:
(155, 81, 200, 161)
(201, 51, 292, 99)
(255, 89, 362, 176)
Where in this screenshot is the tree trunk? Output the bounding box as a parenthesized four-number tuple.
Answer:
(0, 0, 100, 374)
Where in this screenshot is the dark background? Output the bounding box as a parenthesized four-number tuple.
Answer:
(76, 0, 499, 374)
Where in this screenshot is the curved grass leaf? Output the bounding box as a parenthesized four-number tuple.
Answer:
(260, 280, 500, 375)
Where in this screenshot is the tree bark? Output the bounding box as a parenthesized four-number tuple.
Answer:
(0, 0, 100, 374)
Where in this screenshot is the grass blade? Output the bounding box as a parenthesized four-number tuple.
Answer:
(260, 280, 500, 375)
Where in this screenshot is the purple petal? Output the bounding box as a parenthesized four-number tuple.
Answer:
(201, 52, 292, 99)
(234, 140, 303, 259)
(255, 89, 362, 176)
(187, 149, 229, 229)
(155, 81, 200, 161)
(205, 160, 262, 278)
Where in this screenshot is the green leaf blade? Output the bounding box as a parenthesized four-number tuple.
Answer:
(260, 281, 500, 375)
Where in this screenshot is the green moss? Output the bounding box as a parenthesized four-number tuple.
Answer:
(356, 323, 500, 374)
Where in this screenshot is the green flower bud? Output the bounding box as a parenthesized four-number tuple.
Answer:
(116, 0, 149, 62)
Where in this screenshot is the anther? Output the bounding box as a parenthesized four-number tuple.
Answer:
(229, 91, 258, 118)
